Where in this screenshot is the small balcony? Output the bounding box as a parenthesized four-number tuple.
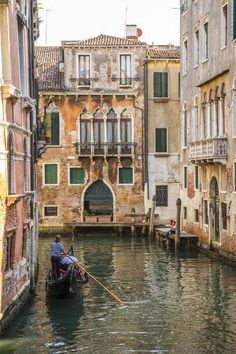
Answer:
(189, 137, 228, 164)
(76, 142, 136, 157)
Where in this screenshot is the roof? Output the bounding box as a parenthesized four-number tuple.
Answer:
(147, 48, 180, 60)
(35, 46, 64, 91)
(62, 34, 146, 47)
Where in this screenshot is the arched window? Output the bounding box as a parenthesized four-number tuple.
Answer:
(7, 132, 15, 194)
(80, 108, 91, 154)
(193, 96, 199, 141)
(183, 102, 188, 147)
(215, 87, 219, 136)
(24, 138, 28, 191)
(120, 109, 132, 153)
(45, 107, 60, 145)
(107, 108, 118, 154)
(208, 89, 213, 138)
(93, 108, 104, 153)
(221, 83, 226, 135)
(202, 92, 207, 139)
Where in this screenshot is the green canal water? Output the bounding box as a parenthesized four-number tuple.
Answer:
(1, 235, 236, 354)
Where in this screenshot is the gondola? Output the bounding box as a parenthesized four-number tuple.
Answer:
(46, 248, 89, 297)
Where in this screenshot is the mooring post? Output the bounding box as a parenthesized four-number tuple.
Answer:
(148, 196, 157, 238)
(175, 198, 181, 248)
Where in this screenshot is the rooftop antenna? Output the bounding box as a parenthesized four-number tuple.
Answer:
(124, 0, 128, 36)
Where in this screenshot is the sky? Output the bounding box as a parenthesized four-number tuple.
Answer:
(37, 0, 180, 47)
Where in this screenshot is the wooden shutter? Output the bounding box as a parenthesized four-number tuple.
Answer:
(154, 72, 168, 97)
(45, 164, 57, 184)
(70, 168, 84, 184)
(51, 112, 60, 145)
(119, 168, 133, 184)
(155, 128, 167, 153)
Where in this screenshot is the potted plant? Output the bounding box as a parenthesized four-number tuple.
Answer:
(83, 210, 97, 223)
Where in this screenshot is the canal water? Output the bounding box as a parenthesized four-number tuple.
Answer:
(1, 235, 236, 354)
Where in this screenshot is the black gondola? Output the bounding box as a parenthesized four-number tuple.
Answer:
(46, 247, 89, 297)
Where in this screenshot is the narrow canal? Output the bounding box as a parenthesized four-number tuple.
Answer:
(1, 235, 236, 354)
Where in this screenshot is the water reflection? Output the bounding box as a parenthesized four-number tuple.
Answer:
(1, 235, 236, 354)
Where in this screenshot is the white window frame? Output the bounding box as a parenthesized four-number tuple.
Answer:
(77, 53, 91, 87)
(183, 38, 188, 75)
(221, 2, 228, 49)
(194, 27, 200, 66)
(43, 205, 59, 218)
(203, 20, 209, 61)
(43, 162, 59, 186)
(183, 166, 188, 190)
(118, 53, 133, 87)
(117, 166, 134, 185)
(68, 166, 85, 185)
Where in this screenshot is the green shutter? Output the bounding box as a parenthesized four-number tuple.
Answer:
(154, 72, 168, 97)
(70, 168, 84, 184)
(45, 164, 57, 184)
(119, 168, 133, 184)
(155, 128, 167, 153)
(51, 112, 60, 145)
(234, 0, 236, 39)
(195, 166, 199, 189)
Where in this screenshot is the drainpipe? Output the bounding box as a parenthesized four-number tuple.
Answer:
(133, 95, 144, 191)
(144, 57, 149, 199)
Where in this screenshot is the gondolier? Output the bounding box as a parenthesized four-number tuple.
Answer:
(50, 234, 65, 279)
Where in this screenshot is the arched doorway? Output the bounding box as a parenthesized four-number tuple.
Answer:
(84, 180, 113, 217)
(209, 177, 220, 242)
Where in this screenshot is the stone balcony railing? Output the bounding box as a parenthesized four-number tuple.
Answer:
(76, 142, 136, 157)
(189, 137, 228, 164)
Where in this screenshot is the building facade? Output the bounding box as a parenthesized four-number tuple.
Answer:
(36, 26, 146, 231)
(144, 47, 180, 223)
(0, 0, 39, 331)
(180, 0, 236, 259)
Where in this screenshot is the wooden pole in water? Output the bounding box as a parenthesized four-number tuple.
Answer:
(148, 196, 157, 237)
(175, 198, 181, 248)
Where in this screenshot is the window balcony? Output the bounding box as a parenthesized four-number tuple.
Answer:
(189, 137, 227, 164)
(76, 142, 136, 157)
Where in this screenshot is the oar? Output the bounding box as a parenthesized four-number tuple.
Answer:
(65, 254, 123, 305)
(77, 261, 124, 305)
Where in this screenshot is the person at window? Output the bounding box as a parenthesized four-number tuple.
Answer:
(50, 234, 65, 279)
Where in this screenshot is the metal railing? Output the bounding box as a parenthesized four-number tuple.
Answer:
(76, 142, 136, 156)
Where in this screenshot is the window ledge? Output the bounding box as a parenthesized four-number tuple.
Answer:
(154, 98, 169, 103)
(221, 45, 227, 51)
(154, 153, 169, 157)
(193, 64, 199, 69)
(119, 85, 133, 88)
(202, 58, 209, 64)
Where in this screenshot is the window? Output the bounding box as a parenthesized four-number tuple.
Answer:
(234, 163, 236, 191)
(120, 55, 132, 85)
(221, 83, 226, 135)
(22, 229, 27, 258)
(233, 0, 236, 40)
(183, 39, 188, 74)
(107, 108, 118, 154)
(45, 109, 60, 145)
(44, 206, 58, 217)
(80, 108, 91, 150)
(178, 72, 180, 98)
(24, 138, 29, 191)
(155, 128, 167, 153)
(119, 167, 133, 184)
(204, 200, 209, 224)
(7, 132, 15, 194)
(202, 165, 207, 190)
(222, 4, 228, 47)
(215, 88, 220, 136)
(204, 22, 209, 59)
(184, 109, 188, 147)
(221, 202, 227, 230)
(184, 166, 188, 189)
(18, 21, 26, 94)
(156, 185, 168, 207)
(194, 97, 199, 141)
(44, 164, 58, 185)
(93, 108, 104, 153)
(183, 207, 187, 219)
(195, 165, 199, 189)
(202, 94, 207, 139)
(220, 165, 227, 191)
(194, 29, 200, 65)
(120, 109, 132, 154)
(153, 72, 168, 98)
(69, 167, 84, 184)
(78, 55, 90, 85)
(194, 209, 199, 222)
(5, 234, 15, 271)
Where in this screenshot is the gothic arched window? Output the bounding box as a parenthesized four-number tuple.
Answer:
(93, 108, 104, 153)
(7, 132, 15, 194)
(107, 108, 118, 154)
(120, 109, 132, 153)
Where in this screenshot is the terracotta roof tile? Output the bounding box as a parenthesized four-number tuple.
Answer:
(147, 48, 180, 60)
(35, 46, 64, 91)
(62, 34, 146, 47)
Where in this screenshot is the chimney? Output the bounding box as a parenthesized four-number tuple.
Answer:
(125, 24, 142, 40)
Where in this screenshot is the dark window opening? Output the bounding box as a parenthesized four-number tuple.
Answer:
(156, 185, 168, 207)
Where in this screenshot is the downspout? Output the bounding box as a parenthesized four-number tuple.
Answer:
(144, 57, 149, 199)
